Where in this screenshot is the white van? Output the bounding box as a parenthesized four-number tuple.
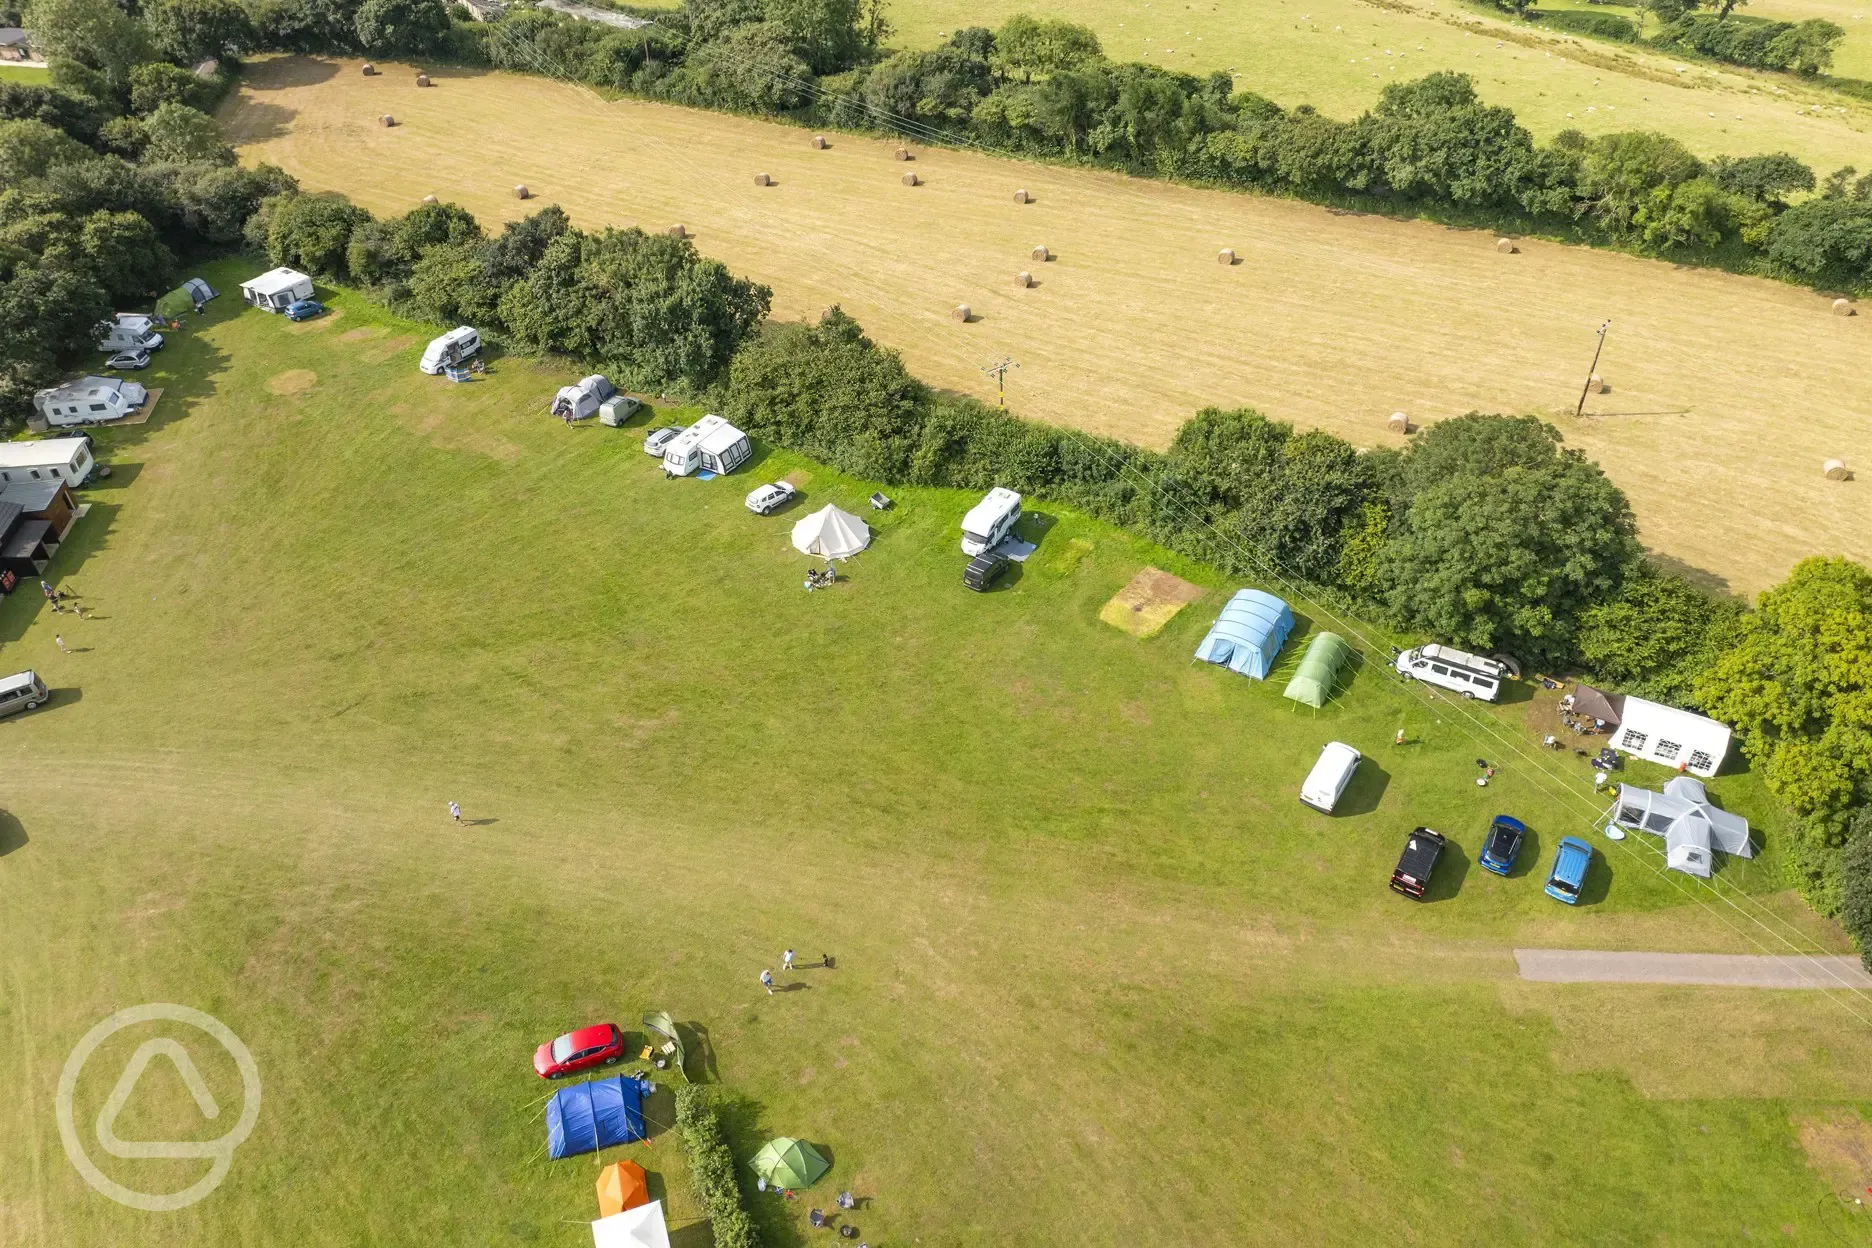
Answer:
(419, 326, 481, 374)
(960, 487, 1022, 556)
(96, 314, 164, 355)
(1394, 644, 1507, 702)
(662, 414, 751, 477)
(1300, 741, 1362, 814)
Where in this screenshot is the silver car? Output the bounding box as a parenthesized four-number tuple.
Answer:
(744, 482, 796, 515)
(0, 670, 49, 719)
(107, 349, 151, 371)
(643, 426, 687, 456)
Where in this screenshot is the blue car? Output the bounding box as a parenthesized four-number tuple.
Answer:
(285, 298, 324, 321)
(1478, 815, 1525, 876)
(1544, 836, 1594, 904)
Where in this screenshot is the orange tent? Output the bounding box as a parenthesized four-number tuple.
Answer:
(596, 1161, 650, 1217)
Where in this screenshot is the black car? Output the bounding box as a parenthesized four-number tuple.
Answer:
(963, 552, 1010, 592)
(1389, 826, 1446, 901)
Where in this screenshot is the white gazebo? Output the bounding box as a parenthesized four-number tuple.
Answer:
(591, 1200, 671, 1248)
(791, 505, 871, 559)
(1608, 696, 1732, 777)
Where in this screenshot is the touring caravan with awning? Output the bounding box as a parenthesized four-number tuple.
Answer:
(661, 415, 750, 477)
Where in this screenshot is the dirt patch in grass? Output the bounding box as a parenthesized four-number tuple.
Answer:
(1099, 567, 1204, 638)
(267, 369, 318, 395)
(363, 334, 417, 363)
(781, 469, 810, 489)
(1048, 537, 1094, 576)
(338, 326, 384, 342)
(1795, 1110, 1872, 1194)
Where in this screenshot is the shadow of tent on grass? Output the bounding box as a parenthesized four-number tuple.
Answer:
(0, 811, 25, 856)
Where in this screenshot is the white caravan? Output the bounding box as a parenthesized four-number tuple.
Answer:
(960, 487, 1022, 556)
(661, 414, 751, 477)
(1393, 644, 1508, 702)
(96, 314, 164, 355)
(419, 326, 481, 374)
(33, 376, 147, 427)
(1300, 742, 1362, 814)
(239, 267, 314, 312)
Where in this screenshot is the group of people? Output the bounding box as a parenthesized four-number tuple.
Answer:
(803, 566, 836, 592)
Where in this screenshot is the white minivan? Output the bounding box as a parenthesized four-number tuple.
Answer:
(1300, 741, 1362, 814)
(960, 487, 1022, 556)
(1393, 644, 1508, 702)
(419, 326, 481, 374)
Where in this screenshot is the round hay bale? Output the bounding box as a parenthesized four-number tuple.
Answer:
(1013, 189, 1030, 204)
(422, 194, 438, 205)
(379, 114, 396, 127)
(668, 224, 688, 239)
(1589, 373, 1608, 394)
(415, 72, 431, 87)
(1031, 245, 1051, 262)
(362, 62, 376, 76)
(1834, 297, 1855, 317)
(1386, 411, 1411, 434)
(1015, 271, 1033, 288)
(1496, 237, 1516, 254)
(902, 172, 919, 186)
(1218, 248, 1236, 265)
(894, 147, 911, 161)
(514, 183, 530, 200)
(1824, 458, 1853, 481)
(952, 303, 971, 322)
(811, 134, 828, 149)
(754, 172, 772, 186)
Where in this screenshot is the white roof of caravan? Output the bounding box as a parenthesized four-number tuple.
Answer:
(696, 419, 746, 453)
(665, 414, 726, 457)
(38, 376, 134, 402)
(240, 267, 310, 295)
(1618, 696, 1732, 758)
(0, 438, 90, 468)
(962, 487, 1021, 535)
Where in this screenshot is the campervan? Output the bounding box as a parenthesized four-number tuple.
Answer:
(960, 487, 1022, 556)
(1300, 741, 1362, 814)
(240, 267, 314, 313)
(97, 314, 164, 355)
(1393, 644, 1507, 702)
(551, 374, 615, 421)
(419, 327, 481, 375)
(661, 415, 751, 477)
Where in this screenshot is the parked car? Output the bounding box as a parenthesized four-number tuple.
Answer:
(963, 551, 1010, 592)
(284, 298, 324, 321)
(1389, 826, 1446, 900)
(533, 1023, 626, 1079)
(643, 426, 686, 457)
(1392, 644, 1510, 702)
(1544, 836, 1594, 905)
(106, 349, 151, 371)
(0, 670, 49, 720)
(1478, 815, 1526, 877)
(745, 481, 796, 515)
(1299, 741, 1361, 814)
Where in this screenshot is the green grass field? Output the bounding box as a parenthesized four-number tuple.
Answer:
(2, 259, 1869, 1245)
(0, 63, 48, 83)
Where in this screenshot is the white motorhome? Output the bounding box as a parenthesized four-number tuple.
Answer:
(96, 314, 164, 355)
(662, 414, 751, 477)
(32, 376, 147, 428)
(1300, 741, 1362, 814)
(551, 374, 615, 420)
(960, 487, 1022, 556)
(0, 437, 96, 486)
(1393, 644, 1508, 702)
(419, 326, 481, 375)
(240, 267, 314, 313)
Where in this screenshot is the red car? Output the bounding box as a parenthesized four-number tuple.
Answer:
(533, 1023, 626, 1079)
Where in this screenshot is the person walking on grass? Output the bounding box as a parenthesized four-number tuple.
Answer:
(449, 801, 461, 823)
(760, 969, 774, 995)
(53, 634, 68, 654)
(783, 948, 795, 972)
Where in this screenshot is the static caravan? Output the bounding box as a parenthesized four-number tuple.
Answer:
(662, 415, 751, 477)
(97, 314, 165, 355)
(32, 377, 147, 428)
(1393, 644, 1508, 702)
(551, 374, 615, 421)
(960, 487, 1022, 556)
(240, 267, 314, 313)
(1609, 697, 1732, 777)
(419, 326, 481, 375)
(0, 437, 96, 487)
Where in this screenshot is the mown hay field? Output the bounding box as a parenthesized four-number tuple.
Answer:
(225, 58, 1872, 594)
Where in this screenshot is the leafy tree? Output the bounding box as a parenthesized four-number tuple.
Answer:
(683, 0, 762, 44)
(46, 57, 114, 108)
(1841, 811, 1872, 971)
(0, 83, 107, 143)
(0, 117, 95, 181)
(77, 208, 174, 299)
(354, 0, 450, 56)
(1820, 165, 1872, 202)
(1358, 72, 1541, 208)
(763, 0, 863, 73)
(1576, 565, 1744, 706)
(853, 41, 993, 127)
(140, 102, 233, 163)
(1577, 131, 1703, 235)
(991, 13, 1101, 81)
(1710, 152, 1815, 204)
(21, 0, 152, 87)
(1392, 412, 1561, 507)
(1643, 0, 1702, 24)
(129, 61, 216, 115)
(672, 22, 812, 112)
(1763, 197, 1872, 289)
(0, 259, 111, 417)
(1765, 19, 1844, 74)
(143, 0, 255, 64)
(258, 190, 371, 277)
(1696, 557, 1872, 819)
(345, 199, 481, 287)
(1634, 176, 1744, 248)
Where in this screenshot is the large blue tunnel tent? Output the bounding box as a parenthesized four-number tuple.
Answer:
(1193, 590, 1294, 680)
(546, 1075, 647, 1161)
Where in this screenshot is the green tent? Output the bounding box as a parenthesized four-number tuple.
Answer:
(1283, 631, 1354, 708)
(154, 287, 194, 320)
(751, 1137, 829, 1189)
(641, 1009, 688, 1082)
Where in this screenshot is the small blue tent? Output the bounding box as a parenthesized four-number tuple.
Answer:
(1193, 589, 1294, 680)
(545, 1075, 646, 1161)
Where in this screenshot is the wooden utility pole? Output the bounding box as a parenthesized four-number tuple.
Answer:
(981, 356, 1018, 408)
(1575, 321, 1610, 419)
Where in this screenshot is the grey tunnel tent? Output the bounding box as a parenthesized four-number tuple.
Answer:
(1283, 632, 1354, 708)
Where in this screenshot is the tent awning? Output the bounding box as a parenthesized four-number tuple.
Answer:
(592, 1200, 671, 1248)
(1570, 684, 1623, 726)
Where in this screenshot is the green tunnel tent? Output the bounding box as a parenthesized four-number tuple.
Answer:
(751, 1137, 829, 1190)
(1283, 632, 1354, 708)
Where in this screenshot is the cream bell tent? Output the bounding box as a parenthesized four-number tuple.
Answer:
(791, 505, 870, 559)
(591, 1200, 671, 1248)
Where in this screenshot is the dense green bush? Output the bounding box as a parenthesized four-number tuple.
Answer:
(1651, 14, 1844, 74)
(1841, 811, 1872, 970)
(1575, 566, 1744, 706)
(674, 1085, 759, 1248)
(1532, 9, 1638, 42)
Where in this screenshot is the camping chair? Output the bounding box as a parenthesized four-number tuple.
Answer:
(639, 1045, 655, 1061)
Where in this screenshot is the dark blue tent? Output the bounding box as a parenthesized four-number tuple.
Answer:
(546, 1075, 646, 1160)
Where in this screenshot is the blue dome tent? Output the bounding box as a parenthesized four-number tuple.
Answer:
(1193, 590, 1294, 680)
(546, 1075, 647, 1161)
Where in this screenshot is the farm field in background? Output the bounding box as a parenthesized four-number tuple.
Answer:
(223, 57, 1872, 595)
(1, 260, 1868, 1246)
